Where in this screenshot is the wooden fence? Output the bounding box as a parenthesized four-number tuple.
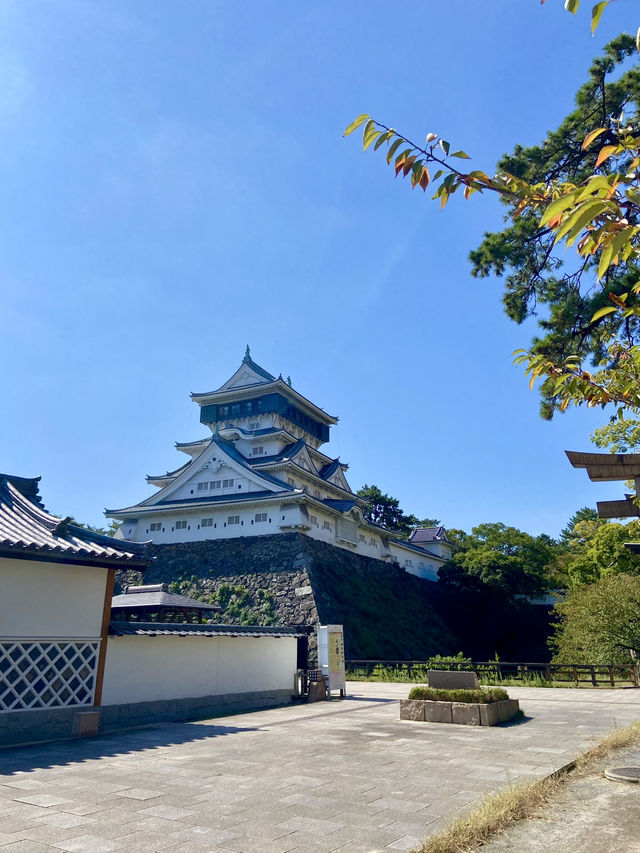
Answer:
(345, 659, 639, 687)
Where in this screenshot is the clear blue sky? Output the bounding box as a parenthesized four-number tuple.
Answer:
(1, 1, 636, 536)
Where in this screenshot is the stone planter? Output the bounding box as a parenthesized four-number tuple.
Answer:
(400, 698, 519, 726)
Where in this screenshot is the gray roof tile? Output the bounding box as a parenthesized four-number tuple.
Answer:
(0, 477, 147, 567)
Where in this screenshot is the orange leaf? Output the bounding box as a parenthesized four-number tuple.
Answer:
(595, 145, 617, 168)
(419, 166, 430, 191)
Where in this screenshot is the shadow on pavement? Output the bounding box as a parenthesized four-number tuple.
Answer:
(0, 721, 261, 776)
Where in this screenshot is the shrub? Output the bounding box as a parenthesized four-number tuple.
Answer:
(426, 652, 473, 671)
(408, 686, 509, 703)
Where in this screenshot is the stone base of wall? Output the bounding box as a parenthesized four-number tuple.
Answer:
(99, 688, 294, 731)
(0, 690, 294, 748)
(0, 707, 92, 748)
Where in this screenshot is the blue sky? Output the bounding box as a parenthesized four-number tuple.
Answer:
(1, 0, 637, 535)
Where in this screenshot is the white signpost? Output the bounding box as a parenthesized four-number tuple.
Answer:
(317, 624, 346, 697)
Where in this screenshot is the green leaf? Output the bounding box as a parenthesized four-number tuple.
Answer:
(539, 191, 579, 226)
(590, 306, 618, 323)
(411, 160, 424, 187)
(598, 239, 616, 280)
(591, 1, 609, 34)
(451, 150, 471, 159)
(606, 227, 635, 268)
(362, 120, 380, 151)
(386, 137, 403, 164)
(564, 0, 580, 12)
(553, 199, 609, 245)
(374, 130, 393, 151)
(439, 139, 450, 156)
(344, 114, 370, 137)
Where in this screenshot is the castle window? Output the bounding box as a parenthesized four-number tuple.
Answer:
(210, 480, 221, 489)
(222, 406, 230, 417)
(231, 404, 241, 417)
(222, 479, 234, 488)
(359, 534, 366, 543)
(175, 520, 187, 530)
(287, 478, 295, 487)
(405, 559, 413, 568)
(150, 522, 161, 532)
(323, 521, 331, 530)
(249, 422, 260, 430)
(255, 513, 267, 523)
(197, 482, 209, 491)
(228, 515, 240, 525)
(370, 537, 377, 547)
(310, 515, 317, 525)
(252, 447, 264, 455)
(201, 518, 214, 527)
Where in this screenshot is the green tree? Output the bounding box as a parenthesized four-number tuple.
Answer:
(560, 506, 599, 544)
(345, 24, 640, 419)
(356, 484, 420, 536)
(563, 517, 640, 583)
(551, 572, 640, 666)
(439, 522, 559, 595)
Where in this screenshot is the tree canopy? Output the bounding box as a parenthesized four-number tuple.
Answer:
(356, 483, 439, 537)
(438, 522, 559, 595)
(551, 572, 640, 666)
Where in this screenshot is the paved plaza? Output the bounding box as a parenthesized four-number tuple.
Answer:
(1, 683, 640, 853)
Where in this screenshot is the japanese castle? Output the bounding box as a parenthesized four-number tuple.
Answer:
(108, 350, 450, 581)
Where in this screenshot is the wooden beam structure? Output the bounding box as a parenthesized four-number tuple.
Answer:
(565, 450, 640, 482)
(596, 498, 640, 519)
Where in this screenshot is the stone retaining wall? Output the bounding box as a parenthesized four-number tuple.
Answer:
(116, 533, 456, 660)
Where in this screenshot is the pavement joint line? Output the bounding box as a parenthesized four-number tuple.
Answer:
(259, 700, 398, 728)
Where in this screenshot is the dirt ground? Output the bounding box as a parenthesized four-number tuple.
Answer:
(480, 743, 640, 853)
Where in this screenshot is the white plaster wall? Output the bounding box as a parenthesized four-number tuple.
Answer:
(0, 558, 107, 638)
(404, 562, 439, 582)
(101, 635, 297, 705)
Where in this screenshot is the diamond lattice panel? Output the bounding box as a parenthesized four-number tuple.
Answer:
(0, 641, 99, 711)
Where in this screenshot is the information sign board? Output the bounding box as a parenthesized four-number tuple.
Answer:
(317, 624, 346, 696)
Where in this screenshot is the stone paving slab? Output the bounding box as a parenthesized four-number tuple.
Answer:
(0, 683, 639, 852)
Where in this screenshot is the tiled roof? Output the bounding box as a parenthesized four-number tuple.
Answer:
(212, 436, 296, 491)
(146, 460, 191, 482)
(408, 526, 449, 544)
(319, 459, 342, 480)
(0, 474, 44, 508)
(252, 438, 307, 466)
(322, 498, 357, 513)
(0, 478, 147, 567)
(109, 621, 303, 638)
(112, 584, 219, 611)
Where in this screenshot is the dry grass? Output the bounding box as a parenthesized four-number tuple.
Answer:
(414, 719, 640, 853)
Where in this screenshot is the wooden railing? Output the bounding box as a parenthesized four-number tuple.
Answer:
(345, 659, 639, 687)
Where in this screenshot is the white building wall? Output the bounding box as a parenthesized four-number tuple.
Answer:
(0, 558, 107, 639)
(101, 635, 297, 705)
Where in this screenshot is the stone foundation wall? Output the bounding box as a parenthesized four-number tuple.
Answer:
(116, 533, 457, 661)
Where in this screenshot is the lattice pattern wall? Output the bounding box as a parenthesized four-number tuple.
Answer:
(0, 641, 99, 711)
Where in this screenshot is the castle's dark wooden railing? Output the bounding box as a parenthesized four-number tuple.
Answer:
(345, 660, 639, 687)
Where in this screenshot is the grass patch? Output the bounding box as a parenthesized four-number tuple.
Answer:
(408, 687, 509, 704)
(414, 719, 640, 853)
